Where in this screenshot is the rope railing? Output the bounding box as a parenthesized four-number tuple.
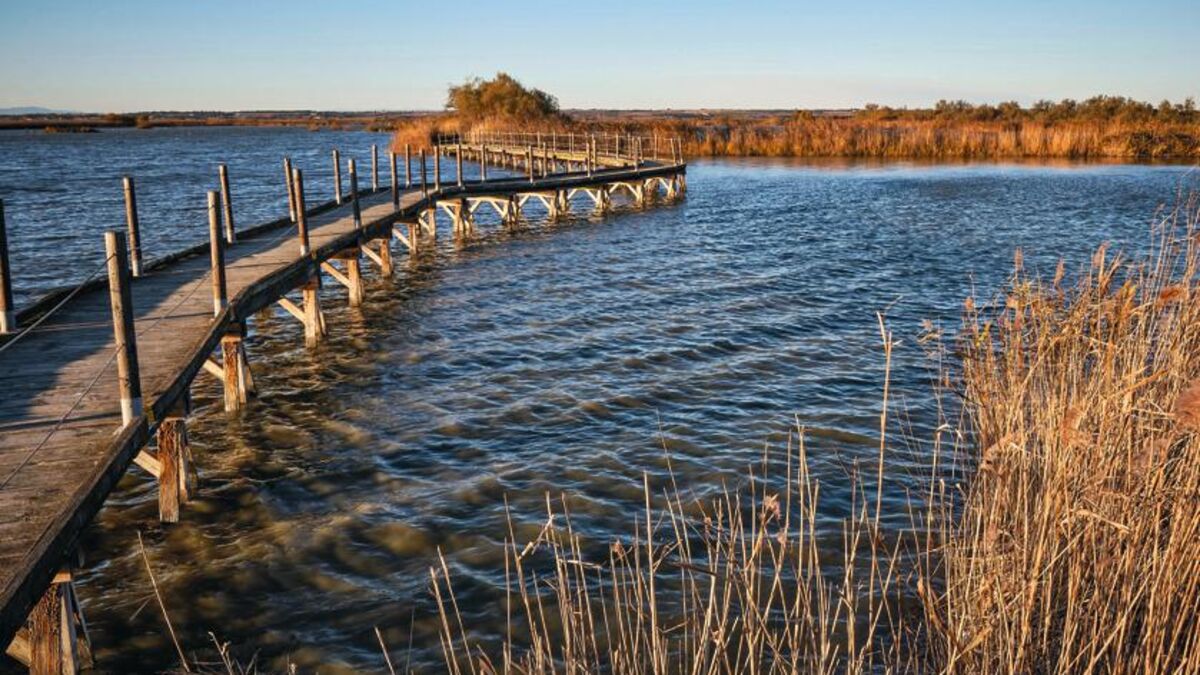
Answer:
(0, 155, 364, 493)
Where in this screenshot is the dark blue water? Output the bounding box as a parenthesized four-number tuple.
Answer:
(0, 127, 1194, 672)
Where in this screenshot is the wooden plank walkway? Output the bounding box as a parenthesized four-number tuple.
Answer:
(0, 141, 685, 659)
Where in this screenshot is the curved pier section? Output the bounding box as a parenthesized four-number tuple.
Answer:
(0, 132, 685, 671)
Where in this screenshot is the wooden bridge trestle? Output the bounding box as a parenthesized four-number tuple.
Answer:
(0, 132, 684, 672)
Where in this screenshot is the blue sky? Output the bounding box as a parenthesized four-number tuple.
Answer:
(2, 0, 1197, 112)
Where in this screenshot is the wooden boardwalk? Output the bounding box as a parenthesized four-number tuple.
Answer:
(0, 136, 684, 670)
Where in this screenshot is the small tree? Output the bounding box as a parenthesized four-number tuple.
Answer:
(446, 72, 563, 126)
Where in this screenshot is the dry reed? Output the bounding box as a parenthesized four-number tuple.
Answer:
(916, 190, 1200, 673)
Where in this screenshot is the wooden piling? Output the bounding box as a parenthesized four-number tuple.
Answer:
(527, 145, 534, 182)
(207, 191, 227, 317)
(149, 393, 193, 516)
(371, 143, 379, 191)
(292, 168, 311, 256)
(0, 199, 13, 334)
(389, 151, 399, 209)
(26, 582, 62, 675)
(301, 281, 324, 347)
(332, 149, 343, 204)
(481, 145, 488, 182)
(121, 176, 143, 278)
(104, 230, 142, 426)
(349, 159, 362, 231)
(156, 404, 190, 522)
(283, 157, 296, 222)
(218, 164, 236, 244)
(221, 332, 247, 411)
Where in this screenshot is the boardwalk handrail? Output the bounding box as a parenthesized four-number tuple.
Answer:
(0, 141, 685, 667)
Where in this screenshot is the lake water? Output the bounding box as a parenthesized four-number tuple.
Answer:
(0, 127, 1195, 672)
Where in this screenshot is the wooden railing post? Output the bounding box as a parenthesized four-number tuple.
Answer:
(434, 145, 441, 192)
(405, 143, 412, 187)
(122, 176, 143, 278)
(218, 164, 236, 244)
(332, 149, 343, 204)
(349, 158, 362, 231)
(390, 151, 399, 209)
(292, 168, 310, 256)
(420, 149, 428, 197)
(104, 230, 142, 426)
(283, 157, 296, 222)
(371, 143, 379, 191)
(207, 191, 226, 317)
(0, 199, 13, 334)
(456, 143, 464, 187)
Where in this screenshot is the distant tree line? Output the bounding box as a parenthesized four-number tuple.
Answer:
(858, 95, 1198, 124)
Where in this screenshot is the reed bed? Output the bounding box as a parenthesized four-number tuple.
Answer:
(917, 191, 1200, 673)
(431, 192, 1200, 673)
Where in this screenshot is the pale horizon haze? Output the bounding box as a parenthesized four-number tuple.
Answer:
(1, 0, 1197, 113)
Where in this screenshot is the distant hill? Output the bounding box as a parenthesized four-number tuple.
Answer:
(0, 106, 75, 116)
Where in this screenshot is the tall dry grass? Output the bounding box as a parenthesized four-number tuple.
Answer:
(430, 427, 912, 674)
(430, 192, 1200, 673)
(917, 192, 1200, 673)
(612, 117, 1200, 160)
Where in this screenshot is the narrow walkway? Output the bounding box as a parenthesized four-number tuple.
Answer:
(0, 140, 685, 665)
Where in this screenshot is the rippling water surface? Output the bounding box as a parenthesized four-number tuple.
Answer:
(0, 128, 1194, 673)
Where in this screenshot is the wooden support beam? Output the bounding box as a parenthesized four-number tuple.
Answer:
(221, 328, 253, 411)
(158, 418, 183, 522)
(105, 230, 142, 426)
(23, 567, 91, 675)
(134, 449, 162, 478)
(276, 296, 305, 323)
(361, 239, 393, 276)
(323, 252, 364, 307)
(301, 280, 325, 347)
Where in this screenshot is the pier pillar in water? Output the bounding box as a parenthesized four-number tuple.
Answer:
(220, 325, 255, 411)
(16, 567, 92, 674)
(302, 280, 326, 347)
(324, 250, 365, 308)
(156, 397, 195, 522)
